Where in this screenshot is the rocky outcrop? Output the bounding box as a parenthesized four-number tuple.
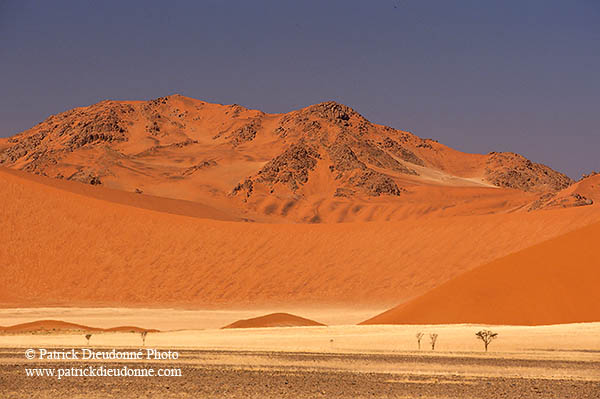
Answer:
(581, 171, 599, 180)
(181, 161, 217, 176)
(0, 132, 47, 165)
(485, 152, 573, 192)
(327, 141, 366, 172)
(354, 139, 417, 175)
(231, 179, 254, 198)
(256, 143, 321, 190)
(232, 143, 321, 196)
(228, 120, 261, 147)
(304, 101, 357, 122)
(377, 137, 424, 166)
(0, 101, 131, 172)
(529, 192, 593, 211)
(348, 170, 404, 197)
(213, 119, 262, 147)
(69, 169, 103, 185)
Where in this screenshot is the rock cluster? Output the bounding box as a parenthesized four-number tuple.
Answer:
(529, 192, 593, 211)
(214, 120, 262, 147)
(305, 101, 355, 121)
(327, 141, 366, 172)
(0, 103, 130, 171)
(181, 161, 218, 176)
(581, 171, 599, 180)
(229, 121, 261, 147)
(348, 170, 404, 197)
(69, 169, 103, 185)
(255, 143, 321, 191)
(485, 152, 573, 192)
(354, 139, 417, 175)
(231, 179, 254, 198)
(378, 137, 424, 166)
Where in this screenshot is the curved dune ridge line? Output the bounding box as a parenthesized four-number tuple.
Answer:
(361, 221, 600, 326)
(0, 168, 242, 222)
(222, 313, 325, 329)
(1, 167, 600, 308)
(0, 320, 159, 333)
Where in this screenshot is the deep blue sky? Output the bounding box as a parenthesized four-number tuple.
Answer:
(1, 1, 598, 178)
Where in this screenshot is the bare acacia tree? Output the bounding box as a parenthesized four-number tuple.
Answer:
(476, 330, 498, 352)
(429, 333, 438, 350)
(140, 331, 148, 346)
(85, 334, 92, 346)
(416, 332, 424, 350)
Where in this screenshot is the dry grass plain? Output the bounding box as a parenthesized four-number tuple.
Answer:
(0, 310, 599, 398)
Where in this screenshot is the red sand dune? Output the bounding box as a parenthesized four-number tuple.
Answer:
(362, 221, 600, 326)
(103, 326, 160, 333)
(222, 313, 325, 329)
(0, 320, 158, 333)
(1, 167, 600, 308)
(1, 320, 98, 333)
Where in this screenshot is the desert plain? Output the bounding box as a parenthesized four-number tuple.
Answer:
(0, 311, 599, 398)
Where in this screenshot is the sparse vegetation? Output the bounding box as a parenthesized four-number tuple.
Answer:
(476, 330, 498, 352)
(85, 333, 92, 346)
(416, 332, 424, 350)
(141, 331, 148, 346)
(429, 333, 438, 350)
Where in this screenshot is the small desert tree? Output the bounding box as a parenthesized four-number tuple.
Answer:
(429, 333, 438, 350)
(416, 332, 424, 350)
(476, 330, 498, 352)
(141, 331, 148, 346)
(85, 334, 92, 346)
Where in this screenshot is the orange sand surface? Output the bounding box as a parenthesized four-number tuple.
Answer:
(2, 166, 600, 309)
(363, 221, 600, 325)
(222, 313, 325, 329)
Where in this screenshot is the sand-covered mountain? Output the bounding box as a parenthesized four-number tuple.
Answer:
(0, 95, 580, 222)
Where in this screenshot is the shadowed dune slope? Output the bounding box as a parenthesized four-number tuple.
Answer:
(1, 167, 600, 308)
(222, 313, 325, 329)
(0, 320, 158, 333)
(362, 221, 600, 326)
(0, 168, 242, 222)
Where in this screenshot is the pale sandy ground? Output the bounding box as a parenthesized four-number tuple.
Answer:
(1, 311, 599, 398)
(2, 309, 599, 360)
(3, 323, 600, 362)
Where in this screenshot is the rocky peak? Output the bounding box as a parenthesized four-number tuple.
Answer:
(485, 152, 573, 192)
